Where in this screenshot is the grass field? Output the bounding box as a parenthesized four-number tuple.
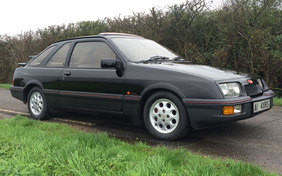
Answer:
(273, 97, 282, 106)
(0, 116, 277, 176)
(0, 84, 10, 89)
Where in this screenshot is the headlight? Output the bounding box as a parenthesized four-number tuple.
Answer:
(257, 79, 263, 89)
(219, 83, 241, 97)
(261, 79, 269, 90)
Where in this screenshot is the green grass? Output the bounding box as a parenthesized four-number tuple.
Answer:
(273, 97, 282, 106)
(0, 116, 277, 176)
(0, 83, 10, 89)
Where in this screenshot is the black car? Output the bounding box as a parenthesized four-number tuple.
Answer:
(10, 32, 275, 140)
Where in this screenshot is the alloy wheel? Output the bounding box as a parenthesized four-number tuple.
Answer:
(29, 92, 44, 116)
(149, 98, 179, 134)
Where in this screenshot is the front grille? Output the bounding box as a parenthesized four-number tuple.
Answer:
(245, 83, 263, 97)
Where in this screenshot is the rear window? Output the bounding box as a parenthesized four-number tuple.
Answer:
(30, 46, 56, 66)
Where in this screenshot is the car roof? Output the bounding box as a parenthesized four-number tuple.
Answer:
(55, 32, 143, 43)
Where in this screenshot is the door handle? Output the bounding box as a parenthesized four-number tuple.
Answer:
(63, 71, 71, 76)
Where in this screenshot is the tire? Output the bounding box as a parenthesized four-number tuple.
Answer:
(143, 91, 190, 140)
(27, 87, 49, 120)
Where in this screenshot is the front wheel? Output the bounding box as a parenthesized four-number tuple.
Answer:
(27, 87, 49, 120)
(144, 91, 190, 140)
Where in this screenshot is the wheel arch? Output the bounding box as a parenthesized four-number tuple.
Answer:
(23, 80, 44, 103)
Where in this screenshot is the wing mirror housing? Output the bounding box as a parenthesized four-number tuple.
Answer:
(101, 58, 124, 77)
(101, 58, 117, 68)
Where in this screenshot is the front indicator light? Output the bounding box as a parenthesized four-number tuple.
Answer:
(223, 105, 242, 115)
(223, 106, 234, 115)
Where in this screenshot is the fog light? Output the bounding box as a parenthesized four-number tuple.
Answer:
(223, 106, 234, 115)
(223, 105, 242, 115)
(234, 105, 242, 114)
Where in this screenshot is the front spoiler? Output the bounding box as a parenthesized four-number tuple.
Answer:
(183, 90, 275, 129)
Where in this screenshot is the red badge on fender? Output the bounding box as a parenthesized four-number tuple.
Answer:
(248, 80, 253, 84)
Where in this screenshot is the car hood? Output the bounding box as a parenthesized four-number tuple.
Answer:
(142, 63, 249, 81)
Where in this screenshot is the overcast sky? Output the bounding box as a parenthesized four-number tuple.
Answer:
(0, 0, 221, 36)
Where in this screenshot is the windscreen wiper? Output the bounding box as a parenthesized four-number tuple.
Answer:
(171, 56, 192, 63)
(171, 56, 184, 61)
(137, 56, 170, 63)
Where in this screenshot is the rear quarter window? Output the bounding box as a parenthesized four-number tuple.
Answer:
(29, 46, 56, 66)
(46, 43, 71, 67)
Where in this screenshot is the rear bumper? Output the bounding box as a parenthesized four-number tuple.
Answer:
(183, 90, 275, 129)
(10, 86, 24, 102)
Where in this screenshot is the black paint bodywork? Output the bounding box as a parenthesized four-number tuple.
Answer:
(10, 34, 275, 129)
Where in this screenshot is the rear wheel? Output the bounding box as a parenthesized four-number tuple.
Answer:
(144, 91, 190, 140)
(27, 87, 49, 120)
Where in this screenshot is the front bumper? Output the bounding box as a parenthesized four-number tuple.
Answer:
(183, 90, 275, 129)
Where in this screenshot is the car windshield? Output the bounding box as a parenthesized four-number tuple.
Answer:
(111, 37, 178, 62)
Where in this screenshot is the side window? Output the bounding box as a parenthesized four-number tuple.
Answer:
(69, 42, 116, 68)
(30, 46, 56, 66)
(46, 43, 71, 67)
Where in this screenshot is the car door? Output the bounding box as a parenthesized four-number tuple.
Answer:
(59, 39, 124, 112)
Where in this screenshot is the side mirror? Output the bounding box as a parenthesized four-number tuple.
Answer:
(101, 58, 124, 77)
(101, 58, 117, 68)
